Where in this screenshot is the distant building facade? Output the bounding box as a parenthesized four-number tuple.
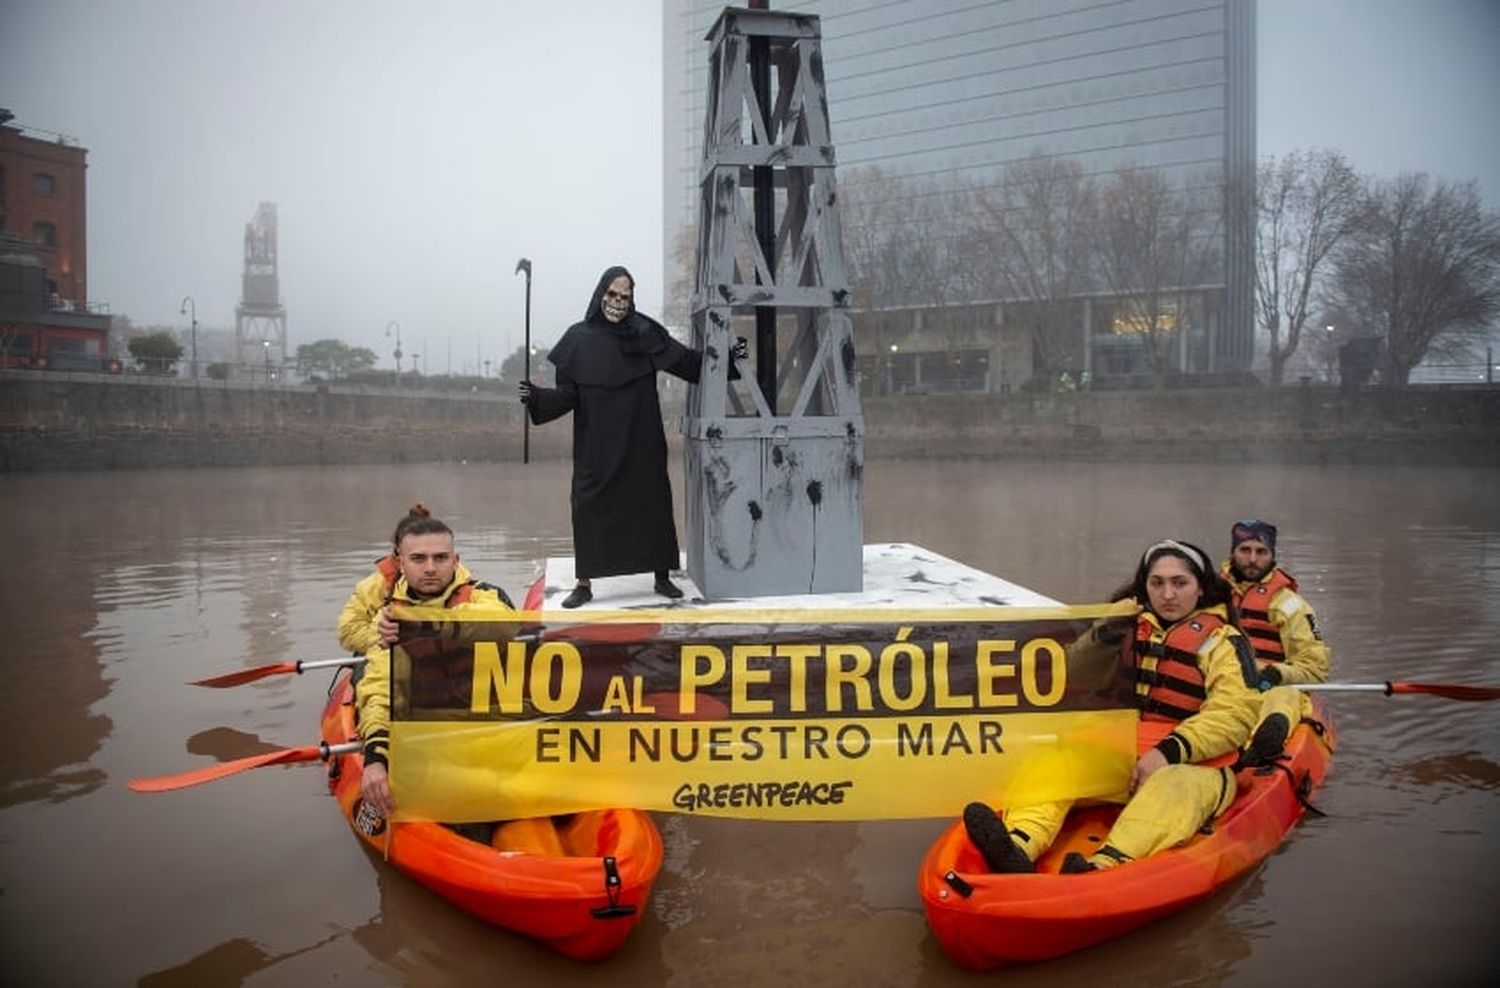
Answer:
(0, 110, 113, 371)
(663, 0, 1256, 391)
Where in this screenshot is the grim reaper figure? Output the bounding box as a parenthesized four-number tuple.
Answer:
(520, 265, 744, 608)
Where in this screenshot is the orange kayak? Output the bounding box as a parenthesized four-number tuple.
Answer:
(919, 699, 1336, 969)
(319, 669, 664, 960)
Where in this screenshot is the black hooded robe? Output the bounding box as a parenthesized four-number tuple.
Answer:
(526, 267, 705, 581)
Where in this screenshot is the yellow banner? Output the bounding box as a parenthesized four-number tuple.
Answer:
(385, 603, 1139, 822)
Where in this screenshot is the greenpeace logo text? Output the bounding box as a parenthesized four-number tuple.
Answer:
(672, 779, 854, 813)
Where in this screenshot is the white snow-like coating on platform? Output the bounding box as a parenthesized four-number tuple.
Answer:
(539, 542, 1059, 610)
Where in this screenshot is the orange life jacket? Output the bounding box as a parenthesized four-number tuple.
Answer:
(1132, 612, 1224, 723)
(375, 554, 481, 606)
(1232, 567, 1297, 664)
(375, 554, 399, 598)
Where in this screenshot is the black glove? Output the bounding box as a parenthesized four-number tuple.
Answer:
(1094, 616, 1132, 648)
(1256, 664, 1283, 690)
(732, 336, 749, 360)
(517, 380, 533, 405)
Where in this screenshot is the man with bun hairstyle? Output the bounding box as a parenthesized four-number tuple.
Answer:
(354, 509, 511, 820)
(337, 504, 471, 655)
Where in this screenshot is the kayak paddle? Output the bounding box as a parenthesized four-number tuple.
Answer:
(1294, 681, 1500, 702)
(189, 656, 363, 688)
(189, 621, 662, 688)
(128, 741, 361, 792)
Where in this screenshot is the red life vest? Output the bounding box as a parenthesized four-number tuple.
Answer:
(1132, 612, 1225, 723)
(1233, 567, 1297, 664)
(375, 554, 399, 597)
(375, 554, 479, 605)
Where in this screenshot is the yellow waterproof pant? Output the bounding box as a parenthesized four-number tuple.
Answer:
(1003, 763, 1237, 868)
(1101, 764, 1237, 864)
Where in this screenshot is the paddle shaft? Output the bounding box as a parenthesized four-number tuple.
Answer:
(129, 740, 362, 793)
(190, 623, 650, 688)
(1294, 683, 1390, 694)
(297, 656, 365, 674)
(1294, 681, 1500, 701)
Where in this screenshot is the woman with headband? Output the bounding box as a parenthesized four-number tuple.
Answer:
(963, 539, 1262, 873)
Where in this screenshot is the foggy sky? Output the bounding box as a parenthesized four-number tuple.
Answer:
(0, 0, 666, 374)
(2, 0, 1497, 372)
(1258, 0, 1500, 201)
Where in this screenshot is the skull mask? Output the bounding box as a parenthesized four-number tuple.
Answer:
(601, 276, 633, 324)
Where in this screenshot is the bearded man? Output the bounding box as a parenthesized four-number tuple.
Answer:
(1221, 518, 1333, 768)
(1221, 518, 1331, 689)
(520, 265, 745, 608)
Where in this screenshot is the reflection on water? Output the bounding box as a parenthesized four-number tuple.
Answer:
(185, 726, 282, 763)
(1388, 750, 1500, 795)
(1, 461, 1497, 985)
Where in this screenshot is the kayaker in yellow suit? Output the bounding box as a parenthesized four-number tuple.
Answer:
(336, 503, 480, 655)
(964, 539, 1261, 873)
(354, 512, 509, 818)
(1221, 518, 1332, 766)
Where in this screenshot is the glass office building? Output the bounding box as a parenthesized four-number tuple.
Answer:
(663, 0, 1256, 391)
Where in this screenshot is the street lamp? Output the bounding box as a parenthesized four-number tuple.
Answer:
(386, 320, 403, 389)
(262, 339, 271, 383)
(179, 295, 197, 379)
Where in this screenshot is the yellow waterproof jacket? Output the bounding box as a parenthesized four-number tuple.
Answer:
(1222, 563, 1331, 685)
(1136, 605, 1261, 765)
(337, 558, 478, 655)
(354, 570, 507, 767)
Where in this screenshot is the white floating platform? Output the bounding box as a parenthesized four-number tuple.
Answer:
(538, 542, 1059, 610)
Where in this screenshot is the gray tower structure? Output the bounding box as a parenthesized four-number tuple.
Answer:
(234, 202, 287, 382)
(684, 7, 863, 598)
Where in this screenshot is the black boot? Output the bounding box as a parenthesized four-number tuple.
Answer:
(1060, 852, 1098, 873)
(653, 571, 684, 599)
(962, 802, 1034, 874)
(1233, 712, 1291, 770)
(446, 821, 497, 845)
(561, 584, 592, 609)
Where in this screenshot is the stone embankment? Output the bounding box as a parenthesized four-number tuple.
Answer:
(2, 370, 1496, 471)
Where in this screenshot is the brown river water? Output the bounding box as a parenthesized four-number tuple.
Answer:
(2, 460, 1497, 986)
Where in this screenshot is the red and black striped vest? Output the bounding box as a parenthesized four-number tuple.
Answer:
(1132, 612, 1225, 723)
(1232, 568, 1297, 664)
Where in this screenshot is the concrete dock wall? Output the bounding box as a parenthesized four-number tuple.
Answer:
(3, 370, 1496, 470)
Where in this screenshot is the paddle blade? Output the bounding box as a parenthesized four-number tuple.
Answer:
(1389, 681, 1500, 702)
(128, 745, 327, 792)
(188, 662, 298, 688)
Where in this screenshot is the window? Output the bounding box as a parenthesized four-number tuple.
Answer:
(33, 172, 57, 196)
(33, 221, 57, 247)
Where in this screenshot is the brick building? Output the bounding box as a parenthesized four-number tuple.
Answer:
(0, 109, 113, 371)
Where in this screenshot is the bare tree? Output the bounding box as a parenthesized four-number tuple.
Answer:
(1252, 149, 1362, 385)
(973, 152, 1096, 379)
(1328, 174, 1500, 386)
(1093, 166, 1223, 384)
(840, 166, 919, 311)
(663, 218, 697, 331)
(839, 166, 991, 390)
